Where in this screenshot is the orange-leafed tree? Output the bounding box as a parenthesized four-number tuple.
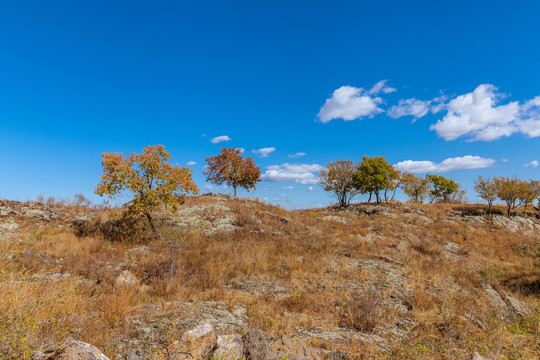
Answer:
(95, 145, 199, 230)
(203, 147, 261, 196)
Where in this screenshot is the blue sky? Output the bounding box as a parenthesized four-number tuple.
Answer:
(1, 1, 539, 208)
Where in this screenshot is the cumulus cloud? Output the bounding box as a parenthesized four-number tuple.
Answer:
(282, 185, 294, 190)
(307, 186, 314, 191)
(252, 147, 276, 157)
(525, 160, 539, 168)
(317, 85, 385, 123)
(262, 163, 323, 185)
(395, 155, 495, 173)
(211, 135, 231, 144)
(289, 152, 306, 158)
(186, 161, 196, 166)
(429, 84, 540, 141)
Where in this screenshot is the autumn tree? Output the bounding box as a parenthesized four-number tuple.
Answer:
(401, 173, 430, 203)
(494, 176, 522, 216)
(204, 147, 261, 196)
(353, 156, 392, 204)
(530, 180, 540, 209)
(95, 145, 199, 230)
(518, 179, 540, 212)
(426, 174, 461, 203)
(319, 160, 360, 207)
(474, 175, 498, 214)
(383, 166, 402, 203)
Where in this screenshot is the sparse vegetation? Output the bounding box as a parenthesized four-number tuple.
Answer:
(0, 194, 539, 359)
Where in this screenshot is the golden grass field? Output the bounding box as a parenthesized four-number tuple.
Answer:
(0, 195, 538, 359)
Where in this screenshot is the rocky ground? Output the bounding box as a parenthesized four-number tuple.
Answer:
(0, 195, 539, 359)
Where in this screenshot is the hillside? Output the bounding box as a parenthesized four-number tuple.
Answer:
(1, 195, 539, 359)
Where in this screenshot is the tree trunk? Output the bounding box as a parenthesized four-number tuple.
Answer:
(488, 202, 492, 215)
(233, 185, 237, 197)
(368, 192, 372, 203)
(145, 212, 156, 232)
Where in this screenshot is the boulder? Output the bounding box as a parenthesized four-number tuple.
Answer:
(115, 270, 140, 287)
(167, 323, 217, 360)
(243, 328, 268, 360)
(268, 336, 320, 360)
(32, 340, 110, 360)
(214, 334, 243, 360)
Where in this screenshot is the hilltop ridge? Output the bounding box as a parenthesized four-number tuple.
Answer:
(0, 195, 539, 359)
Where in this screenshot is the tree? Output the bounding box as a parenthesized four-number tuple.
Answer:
(401, 173, 430, 203)
(204, 147, 261, 197)
(383, 166, 402, 203)
(530, 179, 540, 209)
(319, 160, 360, 207)
(353, 156, 392, 204)
(426, 174, 460, 203)
(95, 145, 199, 231)
(518, 179, 540, 213)
(474, 175, 498, 214)
(494, 176, 522, 216)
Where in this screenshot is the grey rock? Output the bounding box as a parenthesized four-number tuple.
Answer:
(125, 349, 151, 360)
(115, 270, 140, 287)
(243, 328, 268, 360)
(215, 334, 243, 360)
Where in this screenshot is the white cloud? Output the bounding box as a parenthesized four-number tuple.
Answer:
(252, 147, 276, 157)
(282, 185, 294, 190)
(388, 98, 430, 119)
(428, 84, 540, 141)
(307, 186, 314, 191)
(395, 155, 496, 173)
(519, 96, 540, 138)
(211, 135, 231, 144)
(186, 161, 196, 166)
(388, 95, 448, 121)
(288, 152, 306, 158)
(525, 160, 539, 168)
(368, 80, 396, 95)
(501, 158, 509, 162)
(318, 85, 384, 123)
(262, 163, 323, 185)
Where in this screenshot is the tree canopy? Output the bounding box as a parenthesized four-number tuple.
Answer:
(353, 156, 392, 204)
(319, 160, 360, 207)
(95, 145, 199, 230)
(204, 147, 261, 196)
(426, 174, 460, 203)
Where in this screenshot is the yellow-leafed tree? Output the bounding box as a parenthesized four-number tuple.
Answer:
(95, 145, 199, 230)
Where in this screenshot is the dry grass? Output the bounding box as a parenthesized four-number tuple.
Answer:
(0, 197, 539, 359)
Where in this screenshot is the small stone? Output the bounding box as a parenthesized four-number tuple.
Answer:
(215, 334, 243, 360)
(32, 340, 110, 360)
(168, 323, 217, 360)
(125, 349, 151, 360)
(115, 270, 140, 287)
